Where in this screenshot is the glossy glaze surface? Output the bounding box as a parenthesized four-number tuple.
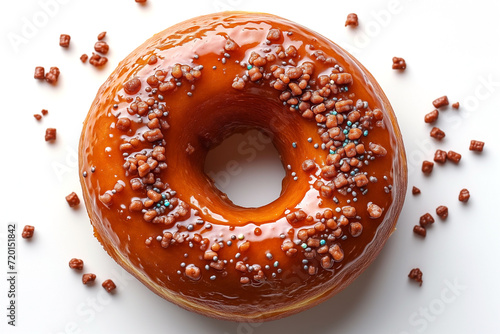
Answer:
(79, 12, 407, 321)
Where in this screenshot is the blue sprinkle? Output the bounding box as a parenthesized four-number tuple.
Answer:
(292, 142, 297, 148)
(247, 65, 253, 70)
(161, 194, 166, 199)
(320, 239, 326, 246)
(347, 121, 352, 126)
(164, 201, 170, 207)
(343, 129, 348, 134)
(332, 111, 338, 115)
(301, 243, 307, 249)
(274, 261, 279, 267)
(329, 149, 335, 155)
(363, 130, 369, 136)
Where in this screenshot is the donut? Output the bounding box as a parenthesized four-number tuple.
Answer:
(79, 12, 407, 321)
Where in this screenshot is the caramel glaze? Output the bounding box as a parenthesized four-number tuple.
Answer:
(79, 12, 407, 321)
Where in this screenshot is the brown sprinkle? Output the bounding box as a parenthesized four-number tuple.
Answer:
(45, 128, 57, 142)
(430, 127, 445, 140)
(94, 41, 109, 54)
(22, 225, 35, 239)
(436, 205, 448, 219)
(124, 78, 141, 95)
(421, 160, 434, 174)
(412, 186, 421, 195)
(34, 114, 42, 121)
(65, 192, 80, 208)
(185, 265, 201, 280)
(135, 0, 147, 2)
(97, 31, 107, 40)
(367, 203, 382, 219)
(82, 273, 96, 285)
(69, 258, 84, 270)
(59, 34, 71, 47)
(469, 140, 484, 152)
(349, 222, 363, 237)
(102, 279, 116, 292)
(392, 57, 406, 70)
(301, 159, 316, 172)
(434, 149, 447, 163)
(89, 53, 108, 67)
(408, 268, 423, 286)
(34, 66, 45, 80)
(424, 109, 439, 123)
(80, 54, 89, 63)
(413, 225, 426, 238)
(419, 213, 435, 227)
(345, 13, 358, 27)
(45, 67, 60, 84)
(41, 109, 48, 116)
(452, 102, 460, 109)
(458, 188, 470, 202)
(447, 150, 461, 163)
(432, 96, 449, 108)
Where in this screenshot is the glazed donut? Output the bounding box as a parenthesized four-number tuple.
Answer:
(79, 12, 407, 321)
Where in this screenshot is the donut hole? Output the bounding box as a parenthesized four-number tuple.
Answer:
(204, 128, 285, 208)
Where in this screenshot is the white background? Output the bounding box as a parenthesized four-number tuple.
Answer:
(1, 0, 499, 333)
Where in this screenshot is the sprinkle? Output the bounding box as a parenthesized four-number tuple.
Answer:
(156, 236, 162, 241)
(266, 253, 273, 260)
(91, 167, 96, 173)
(265, 265, 270, 270)
(347, 121, 352, 126)
(363, 130, 369, 136)
(277, 269, 282, 274)
(235, 253, 241, 259)
(320, 239, 326, 246)
(237, 234, 245, 240)
(247, 65, 253, 70)
(292, 142, 297, 148)
(291, 172, 296, 177)
(205, 265, 210, 270)
(307, 137, 313, 143)
(287, 164, 292, 170)
(293, 176, 298, 181)
(213, 256, 218, 261)
(302, 259, 308, 264)
(180, 262, 186, 267)
(274, 261, 279, 267)
(301, 243, 307, 249)
(212, 66, 217, 69)
(314, 143, 319, 149)
(177, 270, 181, 275)
(330, 149, 335, 155)
(164, 201, 170, 207)
(187, 224, 194, 231)
(82, 171, 88, 178)
(187, 92, 193, 97)
(227, 240, 232, 246)
(210, 275, 216, 280)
